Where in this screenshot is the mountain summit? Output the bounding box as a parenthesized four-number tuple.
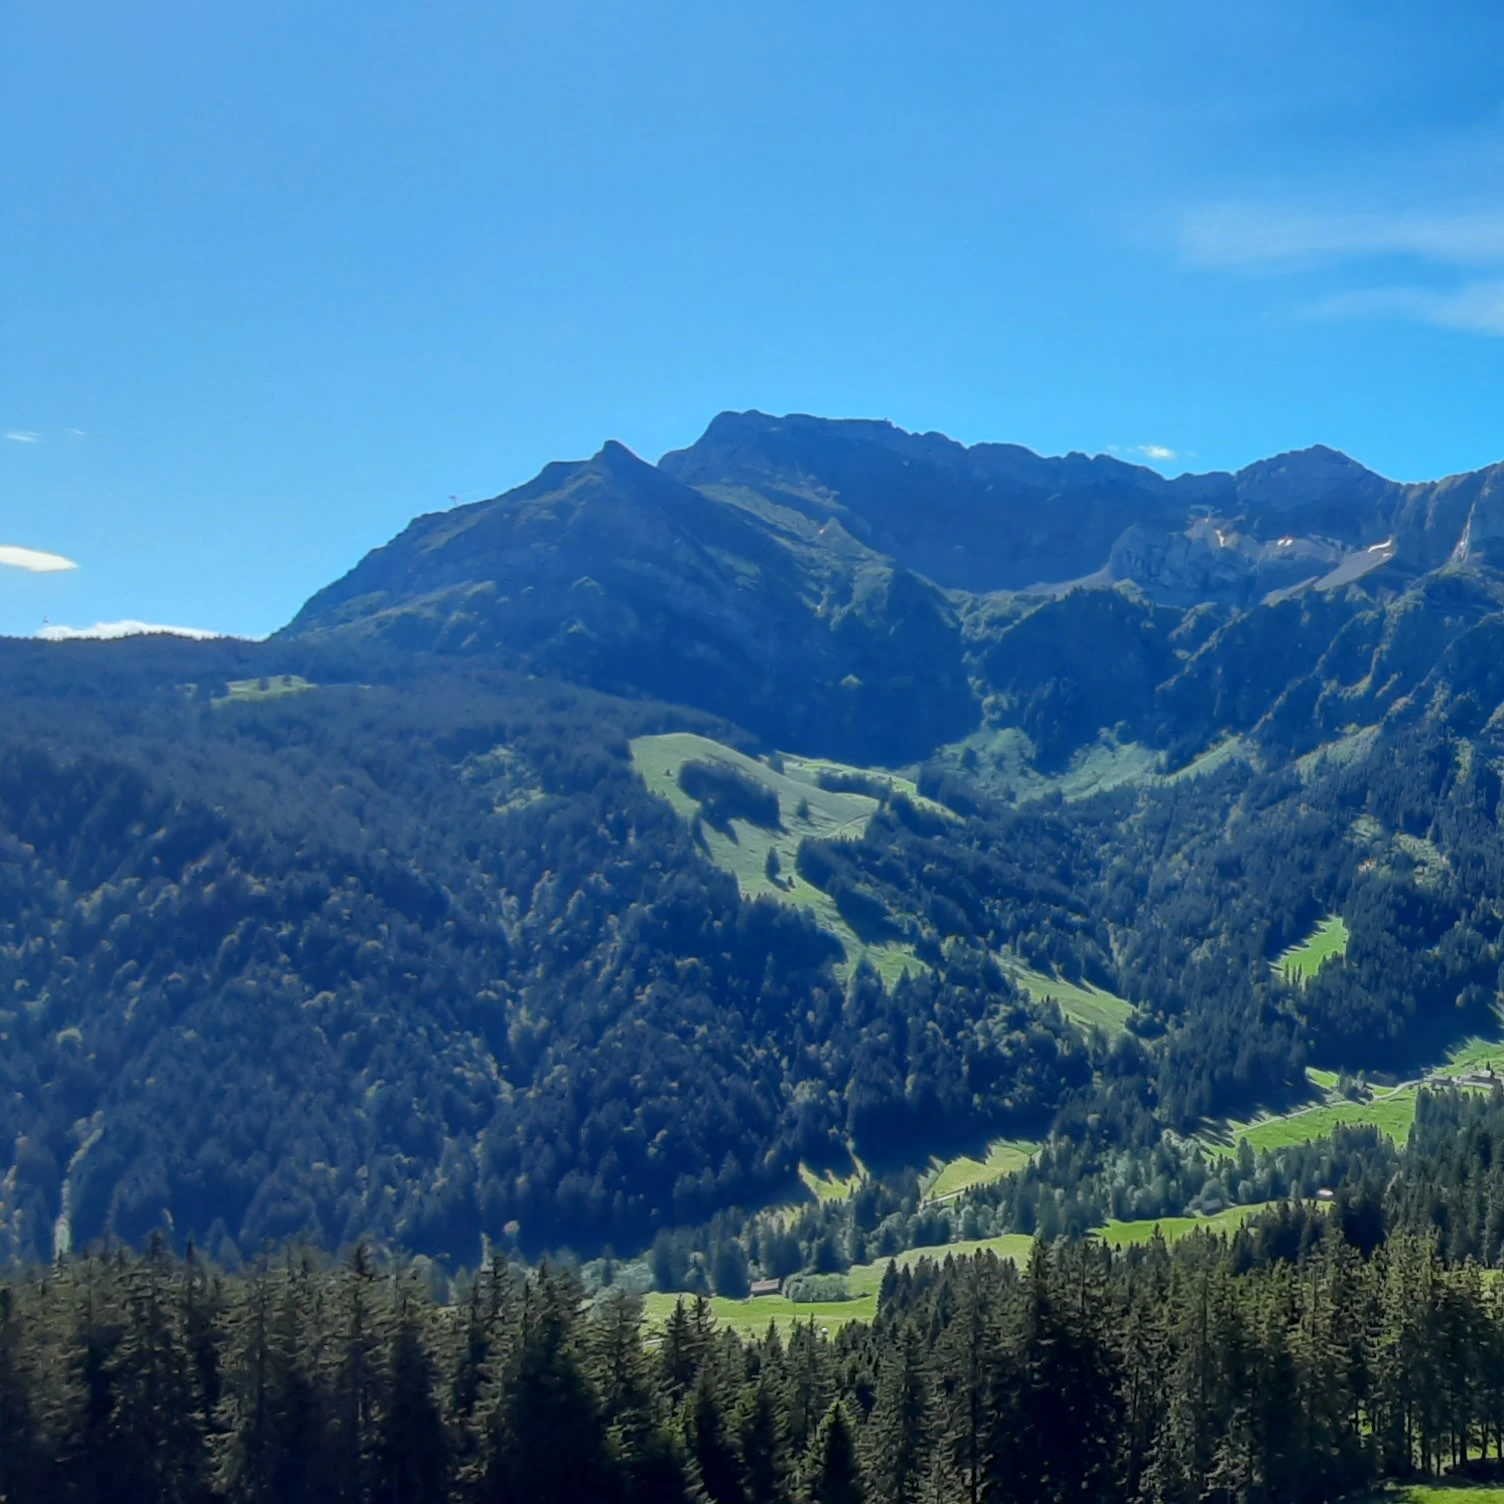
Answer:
(284, 413, 1504, 766)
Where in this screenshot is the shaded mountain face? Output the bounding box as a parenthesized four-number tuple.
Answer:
(283, 437, 977, 762)
(660, 411, 1202, 592)
(661, 417, 1410, 598)
(285, 411, 1504, 772)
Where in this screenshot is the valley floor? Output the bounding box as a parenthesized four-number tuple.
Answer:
(1378, 1489, 1504, 1504)
(640, 1202, 1274, 1337)
(1204, 1026, 1504, 1158)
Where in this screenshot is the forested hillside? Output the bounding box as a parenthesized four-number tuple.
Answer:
(0, 661, 1094, 1264)
(8, 414, 1504, 1276)
(3, 636, 1503, 1271)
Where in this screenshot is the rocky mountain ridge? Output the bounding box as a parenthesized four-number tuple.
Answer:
(282, 413, 1504, 773)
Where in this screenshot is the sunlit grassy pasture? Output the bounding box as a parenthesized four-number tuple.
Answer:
(640, 1208, 1274, 1336)
(1206, 1022, 1504, 1158)
(1001, 958, 1134, 1037)
(630, 732, 922, 980)
(1380, 1488, 1504, 1504)
(923, 1138, 1037, 1200)
(1273, 915, 1349, 981)
(798, 1162, 864, 1203)
(1096, 1201, 1277, 1247)
(216, 674, 316, 703)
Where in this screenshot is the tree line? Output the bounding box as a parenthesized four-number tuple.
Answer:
(6, 1207, 1504, 1503)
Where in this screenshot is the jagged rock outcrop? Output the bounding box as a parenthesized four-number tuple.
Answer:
(284, 412, 1504, 770)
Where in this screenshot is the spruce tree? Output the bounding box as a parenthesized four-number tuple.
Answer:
(805, 1401, 864, 1504)
(0, 1288, 41, 1504)
(683, 1367, 744, 1504)
(328, 1242, 388, 1504)
(108, 1242, 210, 1503)
(983, 1242, 1121, 1504)
(590, 1289, 689, 1503)
(734, 1375, 790, 1504)
(54, 1262, 132, 1504)
(937, 1257, 993, 1504)
(375, 1285, 449, 1504)
(783, 1318, 833, 1456)
(860, 1325, 930, 1504)
(478, 1264, 613, 1504)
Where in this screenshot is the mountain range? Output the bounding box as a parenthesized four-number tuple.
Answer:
(284, 410, 1504, 771)
(4, 411, 1504, 1268)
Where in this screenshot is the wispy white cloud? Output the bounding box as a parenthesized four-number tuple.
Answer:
(1178, 123, 1504, 338)
(1109, 443, 1179, 464)
(0, 545, 77, 573)
(1182, 196, 1504, 337)
(68, 428, 86, 439)
(1182, 206, 1504, 270)
(4, 431, 40, 444)
(1307, 280, 1504, 337)
(36, 620, 223, 642)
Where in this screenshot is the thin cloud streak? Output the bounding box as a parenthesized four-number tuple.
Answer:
(1109, 443, 1179, 463)
(1182, 182, 1504, 337)
(0, 545, 78, 573)
(4, 431, 40, 444)
(1307, 280, 1504, 337)
(1181, 206, 1504, 270)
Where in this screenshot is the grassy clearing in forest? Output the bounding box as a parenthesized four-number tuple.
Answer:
(1380, 1489, 1504, 1504)
(1001, 958, 1134, 1037)
(923, 1139, 1036, 1201)
(641, 1235, 1035, 1338)
(1230, 1092, 1420, 1155)
(640, 1210, 1281, 1337)
(1273, 916, 1349, 981)
(775, 753, 951, 817)
(1206, 1020, 1504, 1159)
(798, 1163, 864, 1203)
(1430, 1031, 1504, 1080)
(216, 674, 315, 704)
(937, 726, 1162, 804)
(640, 1288, 875, 1338)
(1097, 1202, 1276, 1247)
(934, 728, 1246, 806)
(633, 734, 1139, 1036)
(1161, 736, 1248, 783)
(629, 732, 921, 981)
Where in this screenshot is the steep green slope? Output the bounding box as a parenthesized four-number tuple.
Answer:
(1274, 916, 1350, 980)
(0, 653, 1104, 1264)
(1000, 960, 1133, 1037)
(630, 731, 922, 980)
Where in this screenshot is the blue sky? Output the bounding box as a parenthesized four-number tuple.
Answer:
(8, 1, 1504, 639)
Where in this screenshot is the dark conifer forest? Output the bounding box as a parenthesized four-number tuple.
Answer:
(7, 1106, 1504, 1504)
